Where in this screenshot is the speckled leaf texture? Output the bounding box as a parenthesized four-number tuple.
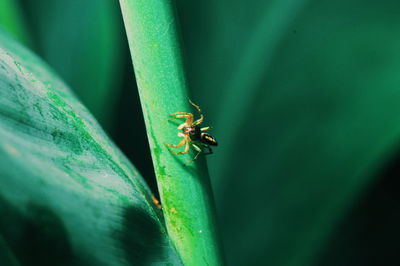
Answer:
(0, 31, 181, 266)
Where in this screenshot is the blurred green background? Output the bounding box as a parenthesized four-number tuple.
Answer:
(2, 0, 400, 265)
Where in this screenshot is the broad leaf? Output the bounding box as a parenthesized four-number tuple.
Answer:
(0, 31, 181, 265)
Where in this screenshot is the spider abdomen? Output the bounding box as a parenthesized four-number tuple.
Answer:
(201, 133, 218, 146)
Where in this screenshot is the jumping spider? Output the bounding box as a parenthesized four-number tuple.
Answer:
(166, 100, 218, 164)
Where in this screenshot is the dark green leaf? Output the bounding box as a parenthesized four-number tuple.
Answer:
(0, 30, 181, 266)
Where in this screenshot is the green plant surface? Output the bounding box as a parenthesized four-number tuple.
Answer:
(0, 0, 31, 47)
(119, 0, 224, 265)
(0, 30, 181, 265)
(22, 0, 126, 131)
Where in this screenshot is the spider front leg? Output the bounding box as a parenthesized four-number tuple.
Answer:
(189, 100, 204, 126)
(168, 112, 193, 126)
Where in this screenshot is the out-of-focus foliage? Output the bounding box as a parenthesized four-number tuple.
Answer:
(21, 0, 126, 131)
(0, 0, 31, 47)
(0, 30, 181, 265)
(16, 0, 158, 192)
(1, 0, 400, 265)
(177, 0, 400, 265)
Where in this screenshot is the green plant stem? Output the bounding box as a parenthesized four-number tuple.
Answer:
(119, 0, 224, 265)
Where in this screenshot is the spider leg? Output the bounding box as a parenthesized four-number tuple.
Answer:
(193, 116, 204, 126)
(197, 143, 213, 155)
(177, 122, 187, 130)
(190, 152, 202, 163)
(166, 137, 186, 149)
(185, 143, 203, 164)
(168, 113, 193, 126)
(166, 137, 190, 155)
(200, 126, 212, 131)
(169, 112, 191, 116)
(174, 140, 190, 155)
(189, 100, 204, 126)
(203, 146, 213, 155)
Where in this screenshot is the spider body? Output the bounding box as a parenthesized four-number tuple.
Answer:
(183, 125, 201, 140)
(166, 100, 218, 164)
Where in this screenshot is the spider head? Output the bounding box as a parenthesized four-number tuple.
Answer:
(201, 133, 218, 146)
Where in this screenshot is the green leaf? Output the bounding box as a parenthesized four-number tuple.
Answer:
(0, 30, 181, 265)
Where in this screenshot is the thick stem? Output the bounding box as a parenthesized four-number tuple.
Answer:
(119, 0, 224, 265)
